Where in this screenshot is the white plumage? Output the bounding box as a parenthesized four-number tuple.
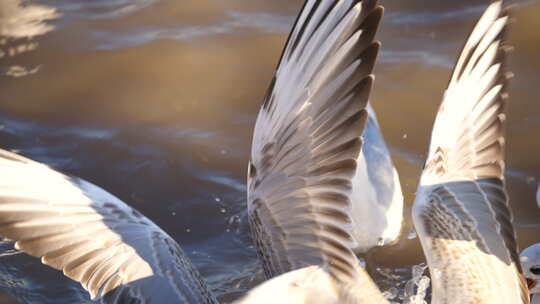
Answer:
(247, 0, 402, 285)
(0, 150, 217, 303)
(234, 264, 387, 304)
(412, 1, 529, 303)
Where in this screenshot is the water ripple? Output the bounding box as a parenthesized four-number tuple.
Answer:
(51, 0, 158, 20)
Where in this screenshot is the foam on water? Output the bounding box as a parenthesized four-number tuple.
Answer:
(378, 264, 430, 304)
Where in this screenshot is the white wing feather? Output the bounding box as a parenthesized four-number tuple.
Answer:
(0, 150, 216, 303)
(413, 2, 529, 303)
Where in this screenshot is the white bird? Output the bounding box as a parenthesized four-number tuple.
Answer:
(412, 1, 529, 303)
(521, 244, 540, 304)
(0, 150, 218, 303)
(247, 0, 403, 283)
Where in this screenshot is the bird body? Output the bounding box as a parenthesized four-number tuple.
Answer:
(235, 265, 388, 304)
(350, 105, 403, 252)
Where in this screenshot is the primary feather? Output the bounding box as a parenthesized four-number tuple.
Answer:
(246, 1, 399, 303)
(0, 149, 217, 304)
(247, 0, 399, 285)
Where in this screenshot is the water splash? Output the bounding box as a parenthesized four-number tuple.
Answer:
(379, 263, 431, 304)
(402, 264, 430, 304)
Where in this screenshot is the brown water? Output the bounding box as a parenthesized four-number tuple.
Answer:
(0, 0, 539, 303)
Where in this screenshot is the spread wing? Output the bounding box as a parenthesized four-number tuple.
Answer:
(413, 2, 529, 303)
(247, 0, 382, 286)
(0, 149, 216, 303)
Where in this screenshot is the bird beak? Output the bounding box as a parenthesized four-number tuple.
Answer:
(527, 277, 537, 290)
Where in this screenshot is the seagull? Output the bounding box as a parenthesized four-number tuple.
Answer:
(412, 1, 530, 303)
(521, 244, 540, 304)
(246, 0, 403, 283)
(0, 150, 218, 303)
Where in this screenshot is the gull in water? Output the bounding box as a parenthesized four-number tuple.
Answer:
(240, 0, 400, 302)
(412, 1, 529, 303)
(0, 150, 218, 303)
(521, 243, 540, 304)
(246, 0, 403, 283)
